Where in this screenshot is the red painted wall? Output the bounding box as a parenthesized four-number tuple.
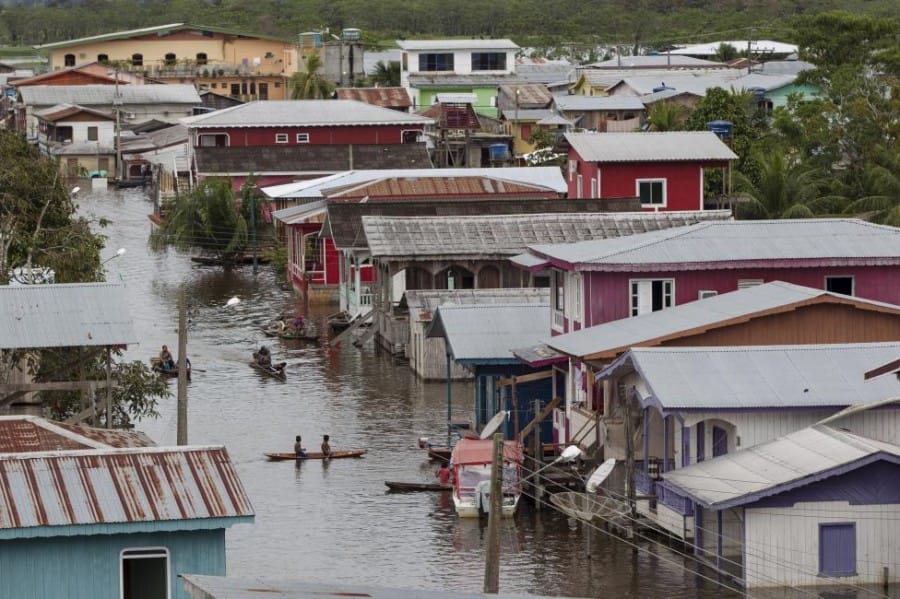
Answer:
(323, 237, 340, 285)
(200, 125, 423, 147)
(566, 147, 729, 211)
(581, 265, 900, 327)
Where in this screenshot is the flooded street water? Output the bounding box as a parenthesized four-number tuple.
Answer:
(80, 188, 754, 598)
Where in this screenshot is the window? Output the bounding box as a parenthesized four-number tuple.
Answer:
(554, 271, 565, 311)
(572, 274, 583, 322)
(87, 126, 98, 141)
(590, 178, 598, 198)
(199, 133, 228, 147)
(819, 523, 856, 577)
(637, 179, 666, 206)
(230, 83, 240, 96)
(164, 53, 176, 66)
(521, 124, 531, 140)
(630, 279, 674, 316)
(471, 52, 506, 71)
(98, 54, 109, 64)
(419, 53, 454, 72)
(196, 52, 208, 65)
(402, 129, 420, 144)
(259, 83, 268, 100)
(296, 133, 310, 143)
(576, 174, 582, 197)
(64, 54, 76, 67)
(275, 133, 289, 143)
(568, 160, 577, 182)
(698, 290, 717, 299)
(131, 53, 143, 67)
(121, 547, 169, 599)
(737, 279, 764, 289)
(825, 276, 854, 296)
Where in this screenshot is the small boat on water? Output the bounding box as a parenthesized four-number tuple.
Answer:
(265, 449, 367, 461)
(150, 357, 191, 380)
(451, 438, 524, 518)
(261, 323, 320, 341)
(385, 481, 452, 492)
(249, 356, 287, 381)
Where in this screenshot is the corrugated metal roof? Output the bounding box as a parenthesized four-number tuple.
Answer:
(528, 219, 900, 269)
(405, 288, 550, 313)
(555, 95, 646, 111)
(587, 55, 725, 68)
(546, 281, 900, 359)
(364, 210, 732, 259)
(260, 167, 568, 200)
(0, 445, 254, 532)
(426, 303, 549, 362)
(0, 416, 155, 452)
(35, 23, 292, 49)
(452, 438, 523, 466)
(408, 73, 525, 87)
(20, 84, 201, 106)
(182, 575, 587, 599)
(604, 343, 900, 411)
(564, 131, 737, 163)
(662, 426, 900, 509)
(611, 72, 796, 96)
(0, 283, 138, 349)
(396, 39, 519, 51)
(325, 176, 556, 200)
(183, 100, 433, 128)
(271, 200, 328, 225)
(34, 103, 114, 121)
(335, 87, 412, 108)
(502, 108, 555, 122)
(638, 88, 702, 105)
(669, 40, 798, 57)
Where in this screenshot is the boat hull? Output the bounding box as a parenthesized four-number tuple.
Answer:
(249, 360, 287, 381)
(453, 494, 520, 518)
(385, 481, 451, 492)
(264, 450, 367, 461)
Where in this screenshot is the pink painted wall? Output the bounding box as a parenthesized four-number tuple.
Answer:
(581, 265, 900, 327)
(199, 125, 424, 147)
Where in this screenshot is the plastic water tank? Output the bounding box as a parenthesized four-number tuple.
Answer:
(342, 28, 361, 42)
(706, 120, 733, 138)
(489, 143, 509, 160)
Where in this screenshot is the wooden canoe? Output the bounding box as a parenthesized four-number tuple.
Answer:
(427, 447, 452, 463)
(249, 360, 287, 381)
(150, 357, 191, 380)
(262, 325, 321, 342)
(264, 449, 367, 461)
(385, 481, 451, 492)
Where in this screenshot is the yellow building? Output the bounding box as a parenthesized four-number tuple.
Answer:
(37, 23, 300, 100)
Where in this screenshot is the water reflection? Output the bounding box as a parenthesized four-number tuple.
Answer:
(71, 188, 804, 598)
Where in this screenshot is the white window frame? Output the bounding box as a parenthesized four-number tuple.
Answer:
(576, 174, 583, 198)
(552, 270, 565, 332)
(636, 178, 667, 208)
(568, 159, 577, 182)
(737, 279, 764, 289)
(629, 278, 674, 316)
(120, 546, 170, 599)
(198, 132, 230, 147)
(590, 178, 598, 198)
(698, 290, 718, 300)
(275, 133, 289, 144)
(825, 275, 854, 296)
(296, 133, 310, 143)
(571, 273, 583, 323)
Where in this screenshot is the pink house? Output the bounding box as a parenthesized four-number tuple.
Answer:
(564, 131, 737, 210)
(184, 100, 434, 189)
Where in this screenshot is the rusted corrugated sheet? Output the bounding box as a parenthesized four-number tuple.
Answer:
(53, 422, 156, 448)
(328, 176, 553, 200)
(0, 419, 93, 453)
(0, 446, 253, 530)
(336, 87, 411, 108)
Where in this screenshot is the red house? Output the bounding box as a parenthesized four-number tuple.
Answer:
(184, 100, 434, 189)
(512, 218, 900, 335)
(564, 131, 737, 210)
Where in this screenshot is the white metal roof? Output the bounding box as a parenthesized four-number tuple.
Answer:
(0, 283, 138, 349)
(427, 303, 550, 362)
(271, 200, 328, 225)
(587, 55, 724, 68)
(546, 281, 900, 359)
(527, 219, 900, 269)
(405, 288, 549, 313)
(19, 84, 201, 106)
(565, 131, 736, 163)
(183, 100, 434, 128)
(554, 95, 646, 112)
(603, 343, 900, 411)
(260, 167, 567, 199)
(396, 39, 519, 51)
(663, 426, 900, 509)
(610, 72, 796, 96)
(669, 40, 799, 57)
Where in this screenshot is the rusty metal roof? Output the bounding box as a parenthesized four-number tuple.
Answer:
(336, 87, 412, 108)
(34, 103, 115, 122)
(0, 416, 157, 452)
(325, 176, 557, 201)
(0, 445, 254, 534)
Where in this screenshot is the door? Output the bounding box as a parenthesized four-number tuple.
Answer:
(712, 426, 728, 457)
(819, 523, 856, 576)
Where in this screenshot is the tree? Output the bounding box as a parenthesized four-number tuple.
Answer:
(733, 149, 825, 219)
(714, 42, 738, 63)
(289, 54, 334, 99)
(647, 101, 687, 131)
(161, 178, 249, 268)
(686, 86, 759, 167)
(369, 60, 400, 87)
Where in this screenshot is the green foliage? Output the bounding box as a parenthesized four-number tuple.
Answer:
(686, 87, 759, 167)
(369, 60, 400, 87)
(647, 101, 687, 131)
(793, 11, 900, 78)
(527, 128, 558, 151)
(161, 178, 249, 268)
(733, 149, 823, 219)
(262, 244, 288, 284)
(289, 54, 334, 99)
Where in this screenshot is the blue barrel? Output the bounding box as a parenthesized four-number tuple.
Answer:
(706, 120, 733, 138)
(489, 143, 509, 160)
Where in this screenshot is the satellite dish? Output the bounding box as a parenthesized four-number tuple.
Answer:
(479, 411, 507, 439)
(559, 445, 583, 462)
(586, 458, 617, 493)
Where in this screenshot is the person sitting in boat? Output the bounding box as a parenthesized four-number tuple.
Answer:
(159, 345, 175, 370)
(290, 314, 306, 333)
(294, 435, 308, 458)
(321, 434, 331, 457)
(256, 346, 272, 367)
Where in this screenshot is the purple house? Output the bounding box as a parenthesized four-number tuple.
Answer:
(664, 425, 900, 589)
(511, 218, 900, 335)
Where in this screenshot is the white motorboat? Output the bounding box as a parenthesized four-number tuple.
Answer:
(450, 438, 524, 518)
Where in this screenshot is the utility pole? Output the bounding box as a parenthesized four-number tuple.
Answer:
(105, 346, 112, 428)
(532, 399, 542, 511)
(113, 68, 123, 181)
(624, 395, 636, 542)
(247, 184, 258, 275)
(483, 433, 504, 593)
(176, 289, 188, 445)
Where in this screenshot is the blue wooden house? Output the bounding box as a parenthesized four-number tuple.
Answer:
(0, 416, 254, 599)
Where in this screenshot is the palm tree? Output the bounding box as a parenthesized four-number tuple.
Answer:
(647, 101, 687, 131)
(714, 42, 739, 63)
(289, 54, 333, 99)
(842, 146, 900, 226)
(734, 149, 825, 219)
(370, 60, 400, 87)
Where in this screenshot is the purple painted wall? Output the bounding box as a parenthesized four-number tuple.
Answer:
(582, 266, 900, 326)
(751, 460, 900, 508)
